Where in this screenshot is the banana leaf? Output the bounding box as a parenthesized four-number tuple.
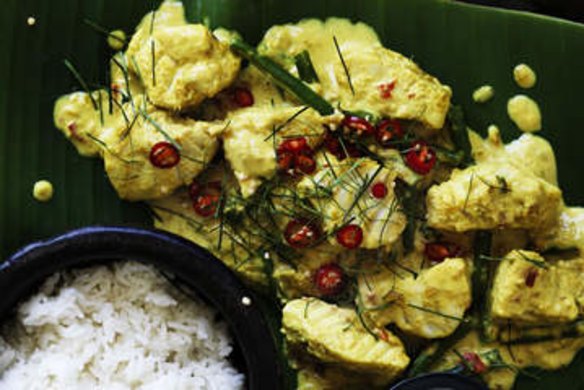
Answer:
(1, 0, 584, 388)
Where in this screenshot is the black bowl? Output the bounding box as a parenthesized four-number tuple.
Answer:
(0, 226, 282, 390)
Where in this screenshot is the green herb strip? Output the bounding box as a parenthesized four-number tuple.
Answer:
(294, 50, 319, 83)
(63, 59, 98, 110)
(230, 40, 334, 116)
(333, 36, 355, 95)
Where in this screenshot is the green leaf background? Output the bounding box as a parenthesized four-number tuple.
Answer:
(1, 0, 584, 388)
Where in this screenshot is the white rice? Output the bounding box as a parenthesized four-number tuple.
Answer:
(0, 261, 245, 390)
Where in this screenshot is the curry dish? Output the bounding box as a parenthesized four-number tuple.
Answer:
(53, 2, 584, 388)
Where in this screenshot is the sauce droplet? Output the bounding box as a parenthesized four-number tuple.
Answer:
(507, 95, 541, 132)
(513, 63, 537, 89)
(472, 85, 494, 103)
(108, 30, 127, 51)
(33, 180, 54, 202)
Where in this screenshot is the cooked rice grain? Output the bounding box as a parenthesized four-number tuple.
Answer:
(0, 261, 244, 390)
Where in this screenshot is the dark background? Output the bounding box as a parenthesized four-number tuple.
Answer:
(461, 0, 584, 23)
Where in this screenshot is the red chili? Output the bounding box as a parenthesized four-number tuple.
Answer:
(378, 81, 396, 99)
(314, 263, 345, 297)
(193, 194, 219, 217)
(277, 137, 316, 176)
(188, 180, 202, 200)
(278, 137, 310, 155)
(405, 140, 436, 175)
(295, 154, 317, 174)
(341, 116, 375, 137)
(424, 242, 460, 264)
(324, 131, 363, 161)
(191, 181, 222, 218)
(277, 150, 295, 172)
(375, 119, 404, 148)
(461, 352, 487, 374)
(67, 121, 84, 142)
(233, 87, 254, 107)
(324, 131, 342, 156)
(284, 218, 321, 248)
(336, 224, 363, 249)
(370, 182, 388, 199)
(149, 141, 180, 169)
(377, 328, 390, 342)
(525, 268, 539, 288)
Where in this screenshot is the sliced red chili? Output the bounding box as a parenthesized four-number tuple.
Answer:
(324, 131, 363, 160)
(191, 181, 222, 218)
(233, 87, 254, 107)
(324, 131, 342, 156)
(525, 268, 538, 288)
(193, 193, 220, 217)
(375, 119, 404, 148)
(277, 137, 316, 176)
(67, 121, 85, 142)
(461, 352, 487, 374)
(341, 116, 375, 137)
(278, 137, 309, 155)
(424, 242, 461, 264)
(336, 224, 363, 249)
(188, 180, 201, 200)
(295, 154, 316, 174)
(277, 150, 295, 172)
(377, 328, 390, 342)
(149, 141, 180, 169)
(378, 81, 396, 99)
(284, 218, 321, 248)
(314, 263, 345, 297)
(370, 182, 388, 199)
(111, 83, 121, 102)
(405, 140, 436, 175)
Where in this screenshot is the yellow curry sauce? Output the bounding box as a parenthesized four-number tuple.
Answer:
(53, 2, 584, 389)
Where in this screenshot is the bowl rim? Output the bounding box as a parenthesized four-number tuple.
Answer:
(0, 225, 283, 390)
(389, 372, 488, 390)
